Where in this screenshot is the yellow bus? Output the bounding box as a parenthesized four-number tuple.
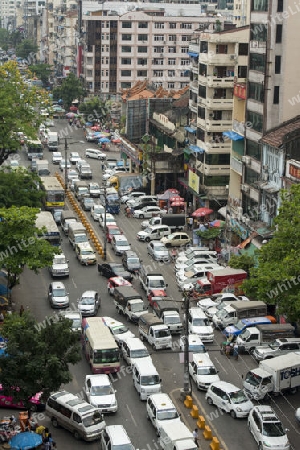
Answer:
(40, 176, 65, 210)
(82, 317, 120, 374)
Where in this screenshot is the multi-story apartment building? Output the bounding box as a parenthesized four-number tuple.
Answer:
(82, 8, 220, 94)
(240, 0, 300, 228)
(185, 25, 249, 208)
(0, 0, 17, 29)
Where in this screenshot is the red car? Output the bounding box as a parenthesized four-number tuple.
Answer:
(107, 277, 132, 295)
(106, 225, 122, 243)
(147, 289, 168, 307)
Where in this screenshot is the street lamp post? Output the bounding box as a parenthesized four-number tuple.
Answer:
(181, 287, 193, 400)
(102, 182, 107, 261)
(64, 138, 68, 196)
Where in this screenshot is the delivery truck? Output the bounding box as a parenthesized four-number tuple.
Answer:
(236, 323, 295, 354)
(36, 159, 50, 176)
(243, 352, 300, 400)
(46, 131, 59, 151)
(141, 214, 186, 232)
(159, 421, 197, 450)
(138, 313, 172, 350)
(151, 299, 183, 334)
(195, 267, 247, 297)
(212, 300, 267, 330)
(113, 286, 147, 323)
(68, 222, 88, 248)
(139, 267, 168, 294)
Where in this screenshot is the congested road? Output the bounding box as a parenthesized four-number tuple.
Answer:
(8, 119, 300, 450)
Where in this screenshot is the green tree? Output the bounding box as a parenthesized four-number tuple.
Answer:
(0, 28, 10, 50)
(227, 253, 256, 277)
(0, 61, 48, 165)
(79, 97, 109, 122)
(16, 39, 38, 60)
(195, 228, 221, 240)
(0, 206, 59, 289)
(0, 312, 81, 405)
(52, 73, 85, 109)
(0, 168, 44, 208)
(243, 185, 300, 321)
(28, 63, 53, 85)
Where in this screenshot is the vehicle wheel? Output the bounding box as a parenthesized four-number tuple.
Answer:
(146, 413, 150, 421)
(139, 333, 144, 341)
(139, 214, 144, 219)
(206, 396, 213, 406)
(74, 431, 81, 440)
(290, 387, 298, 395)
(51, 418, 59, 428)
(249, 347, 255, 355)
(230, 410, 237, 419)
(165, 243, 171, 248)
(145, 237, 150, 243)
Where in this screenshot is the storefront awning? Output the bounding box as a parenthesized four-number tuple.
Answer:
(218, 206, 227, 218)
(189, 144, 204, 154)
(188, 52, 199, 58)
(184, 126, 196, 134)
(223, 131, 244, 141)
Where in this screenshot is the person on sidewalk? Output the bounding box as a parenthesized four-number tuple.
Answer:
(233, 342, 239, 360)
(188, 216, 194, 231)
(192, 428, 200, 448)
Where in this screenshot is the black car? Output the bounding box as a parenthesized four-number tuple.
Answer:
(52, 209, 63, 225)
(97, 262, 133, 281)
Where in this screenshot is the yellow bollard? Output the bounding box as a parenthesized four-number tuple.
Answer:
(203, 426, 213, 441)
(190, 405, 199, 419)
(209, 437, 220, 450)
(184, 396, 193, 409)
(197, 416, 205, 429)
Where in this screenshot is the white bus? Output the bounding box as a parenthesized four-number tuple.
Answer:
(26, 139, 43, 160)
(82, 317, 120, 374)
(35, 211, 61, 246)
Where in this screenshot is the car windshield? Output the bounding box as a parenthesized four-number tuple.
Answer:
(130, 349, 149, 359)
(229, 390, 248, 404)
(131, 303, 144, 313)
(140, 375, 160, 386)
(235, 320, 245, 331)
(197, 367, 218, 375)
(193, 318, 209, 327)
(128, 258, 139, 264)
(85, 199, 94, 204)
(154, 244, 166, 252)
(106, 218, 115, 223)
(94, 207, 104, 213)
(164, 316, 181, 325)
(111, 325, 128, 335)
(110, 229, 121, 235)
(157, 409, 179, 421)
(82, 413, 103, 428)
(80, 297, 95, 305)
(52, 288, 66, 297)
(118, 241, 129, 247)
(190, 345, 206, 353)
(81, 250, 94, 256)
(154, 329, 170, 338)
(113, 266, 124, 273)
(72, 319, 81, 329)
(167, 234, 175, 240)
(90, 385, 114, 396)
(150, 280, 165, 288)
(262, 422, 285, 437)
(268, 340, 281, 349)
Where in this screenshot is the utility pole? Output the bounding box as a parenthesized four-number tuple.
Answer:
(102, 183, 107, 260)
(181, 287, 192, 400)
(64, 138, 68, 197)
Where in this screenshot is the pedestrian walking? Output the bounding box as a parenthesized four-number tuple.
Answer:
(192, 428, 199, 448)
(225, 342, 231, 359)
(188, 216, 193, 231)
(233, 342, 239, 360)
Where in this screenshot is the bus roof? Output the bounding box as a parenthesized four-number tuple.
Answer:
(83, 317, 118, 351)
(35, 211, 60, 234)
(41, 176, 64, 191)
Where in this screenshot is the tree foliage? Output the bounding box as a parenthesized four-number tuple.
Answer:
(79, 97, 109, 121)
(227, 253, 256, 277)
(16, 39, 38, 60)
(243, 185, 300, 321)
(0, 168, 44, 208)
(195, 227, 221, 240)
(0, 206, 59, 289)
(52, 73, 85, 109)
(0, 312, 81, 405)
(0, 61, 48, 165)
(0, 29, 23, 50)
(28, 64, 53, 85)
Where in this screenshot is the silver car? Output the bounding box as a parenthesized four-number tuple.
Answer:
(49, 253, 69, 278)
(147, 241, 170, 262)
(48, 282, 69, 308)
(78, 290, 100, 316)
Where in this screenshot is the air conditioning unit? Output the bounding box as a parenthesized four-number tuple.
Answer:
(241, 184, 250, 193)
(262, 172, 268, 181)
(225, 185, 229, 190)
(242, 156, 251, 165)
(230, 54, 236, 60)
(262, 164, 268, 171)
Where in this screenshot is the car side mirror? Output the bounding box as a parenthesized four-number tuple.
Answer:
(67, 260, 69, 263)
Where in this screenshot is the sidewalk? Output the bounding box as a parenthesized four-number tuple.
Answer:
(170, 388, 226, 450)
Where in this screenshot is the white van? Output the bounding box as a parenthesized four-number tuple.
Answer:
(146, 393, 180, 434)
(85, 148, 107, 160)
(121, 337, 151, 366)
(101, 425, 135, 450)
(205, 381, 253, 419)
(188, 308, 214, 342)
(132, 359, 162, 400)
(46, 390, 106, 441)
(137, 225, 171, 242)
(189, 353, 220, 390)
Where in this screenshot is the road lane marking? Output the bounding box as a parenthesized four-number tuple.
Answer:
(126, 404, 137, 427)
(71, 278, 77, 288)
(214, 356, 228, 374)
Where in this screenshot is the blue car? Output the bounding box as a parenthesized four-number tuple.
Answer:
(223, 316, 276, 338)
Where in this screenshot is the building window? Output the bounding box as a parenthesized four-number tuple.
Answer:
(138, 46, 147, 53)
(205, 153, 230, 165)
(121, 82, 131, 88)
(238, 43, 248, 55)
(168, 70, 175, 76)
(251, 0, 268, 11)
(276, 24, 282, 43)
(180, 82, 188, 88)
(251, 23, 267, 41)
(273, 86, 280, 104)
(181, 47, 189, 53)
(154, 35, 164, 41)
(198, 85, 206, 99)
(138, 22, 148, 28)
(275, 55, 281, 74)
(247, 111, 263, 133)
(249, 82, 264, 102)
(169, 23, 176, 29)
(155, 23, 164, 29)
(198, 106, 205, 120)
(168, 59, 176, 65)
(138, 58, 147, 65)
(87, 70, 92, 77)
(121, 70, 131, 76)
(244, 166, 260, 184)
(216, 45, 227, 54)
(121, 58, 131, 65)
(199, 64, 207, 76)
(249, 53, 266, 72)
(238, 66, 247, 78)
(121, 46, 131, 53)
(122, 22, 132, 28)
(180, 23, 192, 29)
(246, 139, 261, 160)
(154, 47, 164, 53)
(180, 59, 190, 65)
(200, 41, 208, 53)
(137, 70, 147, 77)
(277, 0, 283, 11)
(168, 47, 176, 53)
(153, 70, 163, 77)
(138, 35, 148, 42)
(168, 82, 175, 89)
(122, 34, 132, 41)
(169, 35, 176, 41)
(182, 35, 191, 42)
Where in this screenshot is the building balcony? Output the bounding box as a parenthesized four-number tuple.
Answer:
(205, 98, 233, 109)
(231, 156, 243, 175)
(197, 161, 230, 176)
(188, 43, 199, 55)
(232, 119, 246, 137)
(205, 119, 233, 132)
(85, 64, 94, 70)
(205, 185, 229, 199)
(85, 51, 94, 57)
(85, 76, 94, 82)
(206, 75, 234, 88)
(205, 140, 231, 153)
(199, 53, 237, 65)
(189, 99, 197, 113)
(190, 80, 198, 93)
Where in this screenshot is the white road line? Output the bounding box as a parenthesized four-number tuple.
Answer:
(126, 404, 137, 427)
(214, 356, 228, 375)
(71, 278, 77, 288)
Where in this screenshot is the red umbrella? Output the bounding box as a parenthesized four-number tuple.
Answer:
(111, 138, 121, 144)
(170, 197, 184, 203)
(192, 207, 213, 217)
(91, 126, 100, 131)
(171, 201, 185, 207)
(165, 188, 179, 194)
(69, 106, 78, 112)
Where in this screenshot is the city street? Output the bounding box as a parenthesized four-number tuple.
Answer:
(7, 119, 300, 449)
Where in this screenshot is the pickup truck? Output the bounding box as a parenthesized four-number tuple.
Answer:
(113, 286, 147, 323)
(139, 313, 172, 350)
(151, 299, 183, 334)
(139, 268, 168, 295)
